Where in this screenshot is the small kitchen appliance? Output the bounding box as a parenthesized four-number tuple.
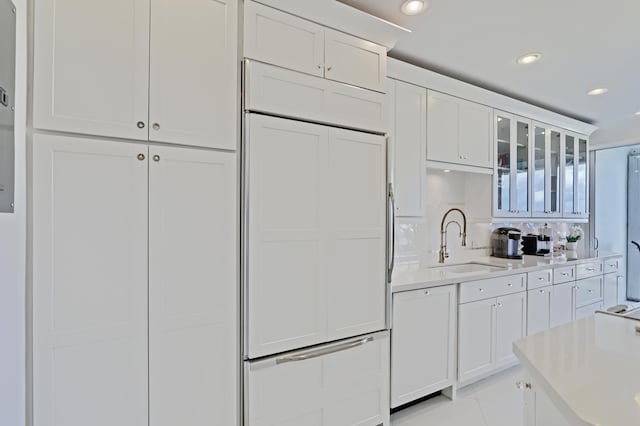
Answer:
(522, 234, 552, 256)
(491, 227, 522, 259)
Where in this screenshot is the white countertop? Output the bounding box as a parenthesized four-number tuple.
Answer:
(391, 252, 622, 293)
(513, 313, 640, 426)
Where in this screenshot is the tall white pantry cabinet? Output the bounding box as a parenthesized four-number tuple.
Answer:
(30, 0, 239, 425)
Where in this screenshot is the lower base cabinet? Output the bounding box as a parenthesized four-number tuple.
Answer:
(522, 374, 573, 426)
(528, 282, 576, 335)
(549, 282, 575, 328)
(458, 290, 526, 384)
(245, 331, 390, 426)
(391, 285, 456, 408)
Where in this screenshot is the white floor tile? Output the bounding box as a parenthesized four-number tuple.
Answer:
(391, 365, 525, 426)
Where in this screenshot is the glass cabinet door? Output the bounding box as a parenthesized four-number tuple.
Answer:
(514, 120, 530, 214)
(564, 134, 575, 215)
(575, 137, 588, 216)
(532, 126, 546, 215)
(548, 130, 562, 215)
(495, 114, 511, 214)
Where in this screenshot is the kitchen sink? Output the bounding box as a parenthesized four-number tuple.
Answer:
(428, 262, 506, 275)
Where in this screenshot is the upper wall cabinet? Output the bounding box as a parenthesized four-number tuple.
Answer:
(387, 79, 427, 217)
(244, 0, 387, 93)
(493, 111, 532, 218)
(426, 90, 493, 169)
(564, 132, 589, 219)
(33, 0, 238, 150)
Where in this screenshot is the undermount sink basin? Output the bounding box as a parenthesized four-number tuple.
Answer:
(428, 262, 506, 275)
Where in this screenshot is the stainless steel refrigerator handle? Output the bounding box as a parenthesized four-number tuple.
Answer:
(388, 182, 396, 283)
(275, 336, 374, 364)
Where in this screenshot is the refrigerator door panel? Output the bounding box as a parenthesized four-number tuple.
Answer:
(244, 331, 390, 426)
(0, 0, 16, 213)
(628, 154, 640, 301)
(244, 114, 387, 359)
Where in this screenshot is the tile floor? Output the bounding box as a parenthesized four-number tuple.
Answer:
(391, 365, 525, 426)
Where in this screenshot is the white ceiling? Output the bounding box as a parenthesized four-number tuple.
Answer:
(339, 0, 640, 129)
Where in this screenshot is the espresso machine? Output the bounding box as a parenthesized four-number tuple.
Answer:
(491, 227, 522, 259)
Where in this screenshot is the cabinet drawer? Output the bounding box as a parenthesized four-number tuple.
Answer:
(553, 265, 576, 284)
(575, 301, 602, 321)
(603, 257, 622, 275)
(576, 261, 603, 279)
(245, 332, 390, 426)
(575, 277, 603, 307)
(459, 274, 526, 304)
(245, 60, 385, 133)
(527, 269, 553, 290)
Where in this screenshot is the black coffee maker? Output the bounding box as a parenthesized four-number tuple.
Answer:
(522, 234, 552, 256)
(491, 227, 522, 259)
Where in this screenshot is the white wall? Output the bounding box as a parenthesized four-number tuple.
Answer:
(0, 0, 25, 425)
(591, 118, 640, 149)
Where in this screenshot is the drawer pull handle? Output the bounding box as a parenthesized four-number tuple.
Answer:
(588, 289, 593, 293)
(508, 283, 513, 287)
(539, 289, 545, 294)
(479, 288, 484, 292)
(275, 336, 374, 364)
(561, 273, 568, 277)
(586, 268, 594, 271)
(538, 277, 544, 281)
(425, 290, 430, 295)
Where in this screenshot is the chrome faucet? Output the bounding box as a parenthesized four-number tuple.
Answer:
(439, 208, 468, 263)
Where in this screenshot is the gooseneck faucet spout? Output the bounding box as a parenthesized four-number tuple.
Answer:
(439, 208, 468, 264)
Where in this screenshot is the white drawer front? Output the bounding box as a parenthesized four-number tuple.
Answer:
(575, 277, 603, 308)
(553, 265, 576, 284)
(245, 332, 390, 426)
(459, 274, 526, 304)
(575, 301, 603, 320)
(576, 261, 604, 279)
(603, 257, 622, 275)
(245, 60, 385, 133)
(527, 269, 553, 290)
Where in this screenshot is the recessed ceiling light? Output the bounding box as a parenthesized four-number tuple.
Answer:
(635, 111, 640, 116)
(443, 169, 451, 173)
(587, 88, 608, 96)
(516, 53, 542, 65)
(401, 0, 427, 15)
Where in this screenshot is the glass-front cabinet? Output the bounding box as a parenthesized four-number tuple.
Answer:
(564, 132, 589, 218)
(532, 123, 562, 217)
(494, 111, 531, 217)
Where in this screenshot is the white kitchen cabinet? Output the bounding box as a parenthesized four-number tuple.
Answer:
(148, 0, 238, 149)
(34, 0, 237, 150)
(148, 146, 237, 426)
(246, 114, 386, 358)
(563, 132, 589, 218)
(33, 134, 149, 426)
(527, 287, 551, 335)
(388, 79, 427, 217)
(245, 332, 390, 426)
(391, 285, 456, 408)
(458, 298, 495, 384)
(426, 90, 493, 169)
(550, 282, 575, 328)
(603, 273, 620, 310)
(531, 123, 563, 217)
(495, 292, 527, 368)
(494, 111, 532, 218)
(33, 134, 239, 426)
(244, 0, 386, 93)
(459, 277, 526, 384)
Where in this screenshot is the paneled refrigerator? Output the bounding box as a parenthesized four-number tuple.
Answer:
(242, 73, 392, 424)
(628, 153, 640, 301)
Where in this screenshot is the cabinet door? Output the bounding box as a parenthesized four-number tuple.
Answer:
(527, 287, 551, 335)
(32, 134, 149, 426)
(392, 80, 427, 217)
(563, 133, 576, 216)
(550, 282, 575, 328)
(391, 286, 456, 408)
(575, 136, 589, 218)
(246, 115, 328, 357)
(324, 28, 387, 93)
(246, 332, 390, 426)
(495, 292, 526, 368)
(459, 99, 493, 168)
(494, 112, 512, 215)
(532, 124, 562, 217)
(244, 0, 324, 77)
(603, 273, 619, 310)
(33, 0, 150, 140)
(149, 0, 237, 149)
(326, 128, 386, 341)
(458, 299, 495, 383)
(427, 90, 459, 164)
(149, 147, 238, 426)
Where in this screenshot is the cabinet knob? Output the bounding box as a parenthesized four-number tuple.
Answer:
(317, 64, 322, 69)
(152, 123, 160, 131)
(425, 290, 430, 295)
(497, 302, 503, 307)
(137, 121, 145, 129)
(137, 153, 145, 161)
(538, 276, 544, 281)
(327, 65, 333, 71)
(479, 288, 484, 292)
(153, 154, 160, 162)
(508, 283, 513, 287)
(516, 381, 532, 390)
(539, 289, 545, 294)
